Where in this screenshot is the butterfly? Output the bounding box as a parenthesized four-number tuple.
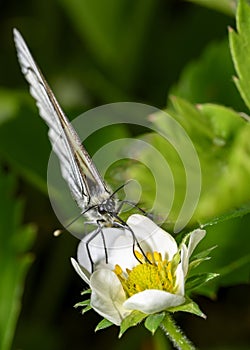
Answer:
(13, 28, 147, 269)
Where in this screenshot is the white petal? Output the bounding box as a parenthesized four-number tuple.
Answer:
(180, 229, 206, 277)
(180, 243, 189, 277)
(127, 214, 178, 260)
(187, 229, 206, 258)
(77, 227, 138, 273)
(123, 289, 185, 314)
(76, 215, 179, 274)
(71, 257, 90, 284)
(175, 263, 185, 295)
(90, 269, 130, 325)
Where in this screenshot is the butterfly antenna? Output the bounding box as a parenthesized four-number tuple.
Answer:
(53, 205, 97, 237)
(110, 180, 131, 198)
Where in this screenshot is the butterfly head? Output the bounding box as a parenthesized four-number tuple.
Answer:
(98, 196, 116, 215)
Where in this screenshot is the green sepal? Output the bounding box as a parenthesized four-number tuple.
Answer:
(185, 272, 219, 291)
(74, 299, 90, 308)
(80, 288, 91, 296)
(95, 318, 114, 332)
(188, 246, 217, 271)
(191, 245, 217, 261)
(74, 298, 92, 314)
(171, 251, 181, 271)
(81, 305, 92, 315)
(74, 289, 92, 314)
(168, 297, 206, 319)
(144, 312, 165, 335)
(119, 310, 147, 338)
(188, 257, 211, 271)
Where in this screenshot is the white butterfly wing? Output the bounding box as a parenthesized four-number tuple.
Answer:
(13, 28, 109, 209)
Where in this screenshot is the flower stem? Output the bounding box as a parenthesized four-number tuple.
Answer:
(160, 313, 196, 350)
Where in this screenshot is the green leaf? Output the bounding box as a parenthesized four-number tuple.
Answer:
(185, 273, 219, 291)
(0, 169, 36, 350)
(229, 0, 250, 110)
(144, 312, 165, 335)
(196, 110, 250, 222)
(168, 298, 206, 318)
(119, 310, 147, 338)
(185, 0, 237, 16)
(95, 318, 114, 332)
(172, 39, 245, 110)
(203, 204, 250, 226)
(126, 97, 250, 231)
(197, 103, 245, 140)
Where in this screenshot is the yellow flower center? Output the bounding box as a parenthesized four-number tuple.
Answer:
(114, 251, 178, 298)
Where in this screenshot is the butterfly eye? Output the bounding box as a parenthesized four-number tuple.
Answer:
(98, 205, 106, 214)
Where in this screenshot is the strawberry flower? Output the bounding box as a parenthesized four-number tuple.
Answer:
(71, 214, 207, 326)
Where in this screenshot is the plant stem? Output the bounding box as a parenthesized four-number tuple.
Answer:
(160, 313, 196, 350)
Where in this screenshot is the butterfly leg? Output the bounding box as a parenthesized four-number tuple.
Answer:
(96, 220, 108, 265)
(113, 214, 151, 265)
(84, 226, 102, 272)
(84, 221, 108, 272)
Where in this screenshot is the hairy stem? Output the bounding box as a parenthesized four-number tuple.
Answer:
(160, 313, 196, 350)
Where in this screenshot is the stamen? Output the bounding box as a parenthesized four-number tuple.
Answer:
(114, 264, 123, 276)
(134, 250, 144, 263)
(113, 250, 178, 298)
(146, 252, 154, 264)
(153, 251, 162, 262)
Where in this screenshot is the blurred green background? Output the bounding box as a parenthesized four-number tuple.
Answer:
(0, 0, 249, 349)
